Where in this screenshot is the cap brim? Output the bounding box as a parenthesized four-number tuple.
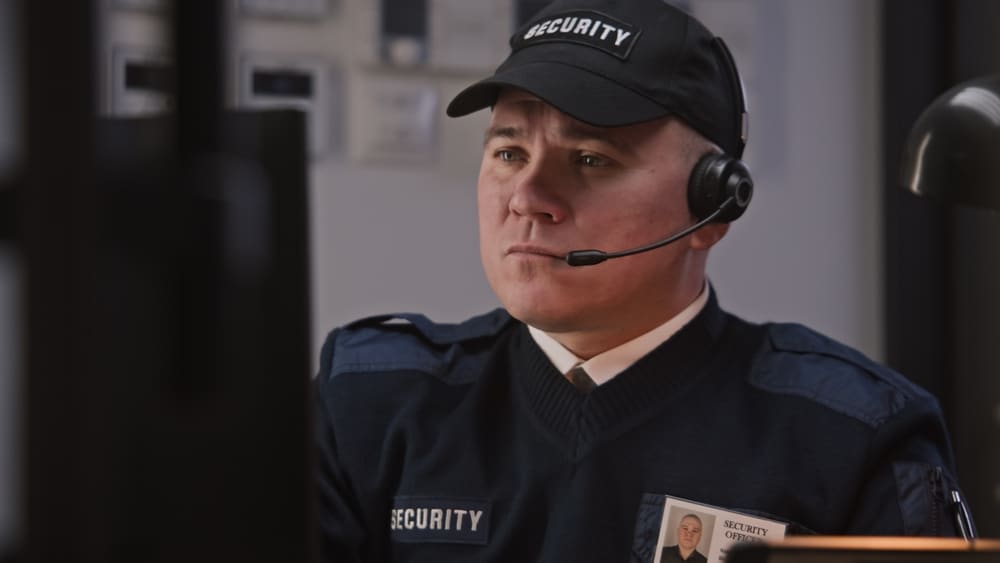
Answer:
(446, 61, 670, 127)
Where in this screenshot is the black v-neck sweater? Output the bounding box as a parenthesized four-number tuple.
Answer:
(316, 292, 965, 563)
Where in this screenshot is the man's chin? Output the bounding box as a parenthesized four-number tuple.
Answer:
(502, 301, 590, 333)
(489, 275, 613, 330)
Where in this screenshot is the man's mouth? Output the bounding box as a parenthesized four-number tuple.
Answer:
(505, 244, 563, 259)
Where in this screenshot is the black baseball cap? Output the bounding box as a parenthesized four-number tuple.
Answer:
(446, 0, 748, 158)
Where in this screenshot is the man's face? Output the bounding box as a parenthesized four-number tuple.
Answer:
(477, 89, 725, 353)
(677, 516, 702, 551)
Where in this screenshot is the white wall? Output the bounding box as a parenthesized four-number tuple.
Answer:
(706, 0, 884, 358)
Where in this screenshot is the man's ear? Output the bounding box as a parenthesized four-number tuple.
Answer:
(689, 222, 729, 250)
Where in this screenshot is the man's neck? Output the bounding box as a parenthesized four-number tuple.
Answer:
(554, 323, 660, 361)
(548, 280, 708, 360)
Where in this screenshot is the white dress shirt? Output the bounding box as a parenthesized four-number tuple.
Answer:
(528, 283, 709, 386)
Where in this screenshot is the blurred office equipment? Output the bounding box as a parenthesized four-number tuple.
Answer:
(896, 68, 1000, 539)
(238, 53, 334, 157)
(11, 2, 315, 561)
(901, 74, 1000, 213)
(378, 0, 428, 66)
(109, 45, 172, 116)
(883, 0, 1000, 538)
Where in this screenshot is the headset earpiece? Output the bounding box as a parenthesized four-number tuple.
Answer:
(687, 153, 754, 223)
(683, 37, 753, 224)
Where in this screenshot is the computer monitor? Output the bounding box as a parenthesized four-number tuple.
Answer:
(28, 109, 315, 561)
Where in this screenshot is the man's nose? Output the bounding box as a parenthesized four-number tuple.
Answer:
(507, 155, 569, 223)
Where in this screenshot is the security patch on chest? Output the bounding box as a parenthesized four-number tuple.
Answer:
(390, 497, 491, 545)
(630, 495, 787, 563)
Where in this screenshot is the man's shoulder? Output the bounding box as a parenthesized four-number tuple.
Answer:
(747, 321, 938, 428)
(317, 308, 517, 386)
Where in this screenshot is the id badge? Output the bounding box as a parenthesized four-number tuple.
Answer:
(630, 495, 788, 563)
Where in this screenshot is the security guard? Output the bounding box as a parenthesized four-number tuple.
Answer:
(315, 0, 973, 561)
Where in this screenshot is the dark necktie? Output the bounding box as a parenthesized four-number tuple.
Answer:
(567, 365, 597, 393)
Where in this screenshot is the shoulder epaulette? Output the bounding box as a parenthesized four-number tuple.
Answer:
(319, 308, 514, 384)
(749, 322, 931, 427)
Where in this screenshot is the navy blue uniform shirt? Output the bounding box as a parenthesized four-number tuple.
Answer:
(316, 290, 970, 562)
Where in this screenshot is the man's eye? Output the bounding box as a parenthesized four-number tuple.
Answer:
(579, 154, 607, 167)
(496, 149, 520, 162)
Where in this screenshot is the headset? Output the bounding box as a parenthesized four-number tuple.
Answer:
(687, 37, 753, 224)
(565, 37, 754, 267)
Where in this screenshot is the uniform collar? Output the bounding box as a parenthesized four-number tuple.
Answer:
(528, 282, 710, 386)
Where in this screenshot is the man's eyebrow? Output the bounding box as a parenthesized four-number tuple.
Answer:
(560, 124, 635, 155)
(482, 122, 636, 155)
(483, 125, 522, 147)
